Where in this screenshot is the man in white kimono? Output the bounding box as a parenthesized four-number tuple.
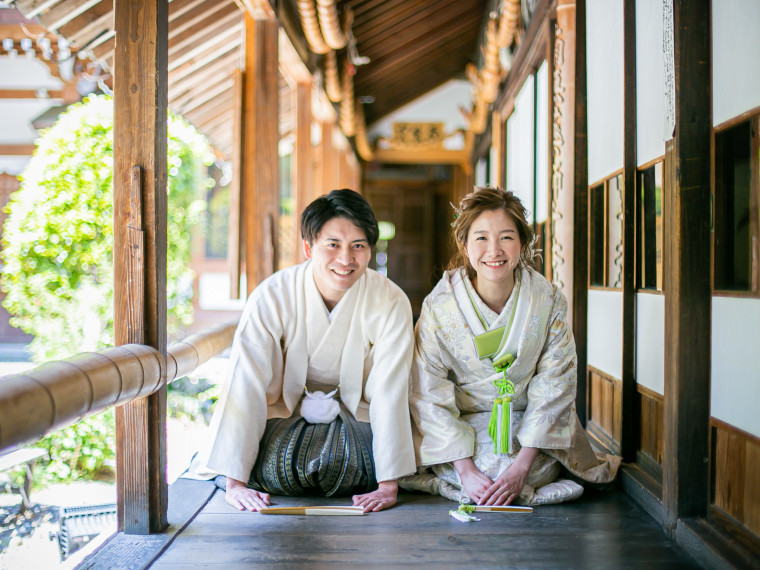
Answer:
(190, 189, 416, 513)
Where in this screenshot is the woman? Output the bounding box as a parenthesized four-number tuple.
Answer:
(402, 186, 619, 506)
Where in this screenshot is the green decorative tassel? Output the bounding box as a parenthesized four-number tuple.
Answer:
(488, 356, 515, 455)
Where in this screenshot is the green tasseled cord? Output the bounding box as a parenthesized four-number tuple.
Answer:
(488, 354, 515, 455)
(466, 275, 520, 456)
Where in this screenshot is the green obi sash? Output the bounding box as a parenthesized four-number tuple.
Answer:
(467, 281, 520, 455)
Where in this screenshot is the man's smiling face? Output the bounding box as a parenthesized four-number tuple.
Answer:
(303, 216, 371, 310)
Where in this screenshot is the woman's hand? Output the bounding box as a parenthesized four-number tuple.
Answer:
(353, 480, 398, 512)
(480, 446, 539, 506)
(225, 477, 271, 511)
(453, 457, 494, 504)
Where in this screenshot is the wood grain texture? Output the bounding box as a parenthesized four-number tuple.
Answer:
(112, 0, 169, 534)
(587, 366, 621, 455)
(711, 420, 760, 547)
(243, 15, 279, 294)
(294, 81, 311, 263)
(637, 385, 664, 479)
(662, 0, 712, 531)
(620, 0, 637, 463)
(149, 490, 698, 568)
(0, 322, 236, 453)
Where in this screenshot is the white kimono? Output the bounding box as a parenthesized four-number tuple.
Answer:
(190, 261, 416, 484)
(402, 267, 620, 505)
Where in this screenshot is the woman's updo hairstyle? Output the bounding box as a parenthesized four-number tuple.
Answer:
(449, 186, 537, 278)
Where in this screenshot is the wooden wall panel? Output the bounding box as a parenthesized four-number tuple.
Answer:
(587, 366, 621, 455)
(637, 385, 664, 481)
(710, 418, 760, 537)
(711, 419, 760, 549)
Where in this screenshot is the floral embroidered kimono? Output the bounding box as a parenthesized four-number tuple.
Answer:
(188, 261, 417, 494)
(401, 267, 620, 505)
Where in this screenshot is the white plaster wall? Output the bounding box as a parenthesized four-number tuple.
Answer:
(635, 292, 665, 394)
(366, 79, 470, 150)
(711, 297, 760, 438)
(586, 0, 624, 184)
(0, 100, 56, 144)
(0, 56, 63, 90)
(587, 289, 623, 379)
(0, 157, 30, 176)
(636, 0, 667, 165)
(506, 74, 535, 224)
(199, 273, 247, 311)
(535, 62, 549, 224)
(712, 0, 760, 126)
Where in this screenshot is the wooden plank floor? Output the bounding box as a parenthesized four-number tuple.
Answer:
(150, 485, 699, 569)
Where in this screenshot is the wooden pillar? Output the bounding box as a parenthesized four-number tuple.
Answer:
(243, 14, 279, 295)
(228, 68, 244, 299)
(320, 121, 334, 194)
(620, 0, 637, 462)
(552, 0, 588, 424)
(295, 81, 312, 262)
(113, 0, 168, 534)
(663, 0, 711, 532)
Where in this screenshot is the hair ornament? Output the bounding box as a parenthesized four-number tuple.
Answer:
(449, 201, 462, 227)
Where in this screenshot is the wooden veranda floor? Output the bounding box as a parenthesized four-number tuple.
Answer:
(100, 480, 700, 569)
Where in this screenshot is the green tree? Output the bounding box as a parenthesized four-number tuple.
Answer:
(1, 94, 210, 361)
(0, 95, 212, 484)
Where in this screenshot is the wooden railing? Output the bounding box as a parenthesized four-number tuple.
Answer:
(0, 322, 237, 452)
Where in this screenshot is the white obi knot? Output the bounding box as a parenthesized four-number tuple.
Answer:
(301, 388, 340, 424)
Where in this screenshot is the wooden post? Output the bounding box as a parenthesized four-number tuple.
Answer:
(552, 0, 588, 424)
(295, 81, 311, 262)
(228, 68, 245, 299)
(321, 121, 334, 194)
(663, 0, 711, 533)
(570, 0, 588, 427)
(243, 14, 279, 295)
(620, 0, 637, 462)
(113, 0, 169, 534)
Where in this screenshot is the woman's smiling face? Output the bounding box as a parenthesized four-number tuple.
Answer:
(464, 208, 524, 288)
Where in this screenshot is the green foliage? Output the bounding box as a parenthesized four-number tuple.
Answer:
(0, 94, 211, 361)
(35, 409, 116, 484)
(0, 95, 213, 484)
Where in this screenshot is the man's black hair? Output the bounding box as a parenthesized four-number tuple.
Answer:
(300, 188, 379, 247)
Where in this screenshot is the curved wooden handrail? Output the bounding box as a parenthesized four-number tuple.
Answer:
(0, 321, 237, 452)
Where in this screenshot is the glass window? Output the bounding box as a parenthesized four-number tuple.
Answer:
(588, 174, 623, 288)
(204, 165, 229, 259)
(714, 120, 754, 291)
(607, 175, 623, 288)
(637, 162, 663, 291)
(589, 183, 606, 286)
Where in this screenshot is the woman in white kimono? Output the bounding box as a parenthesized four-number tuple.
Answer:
(403, 186, 620, 506)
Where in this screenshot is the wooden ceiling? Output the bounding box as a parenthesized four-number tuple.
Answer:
(4, 0, 490, 159)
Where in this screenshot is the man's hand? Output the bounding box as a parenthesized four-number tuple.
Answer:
(453, 457, 494, 504)
(352, 480, 398, 512)
(225, 477, 270, 511)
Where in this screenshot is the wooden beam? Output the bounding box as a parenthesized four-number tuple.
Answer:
(0, 145, 36, 156)
(372, 148, 469, 166)
(38, 0, 103, 32)
(620, 0, 637, 462)
(0, 89, 64, 99)
(112, 0, 168, 535)
(243, 15, 279, 293)
(663, 0, 711, 533)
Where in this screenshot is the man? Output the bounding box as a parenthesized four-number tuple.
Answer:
(189, 189, 416, 513)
